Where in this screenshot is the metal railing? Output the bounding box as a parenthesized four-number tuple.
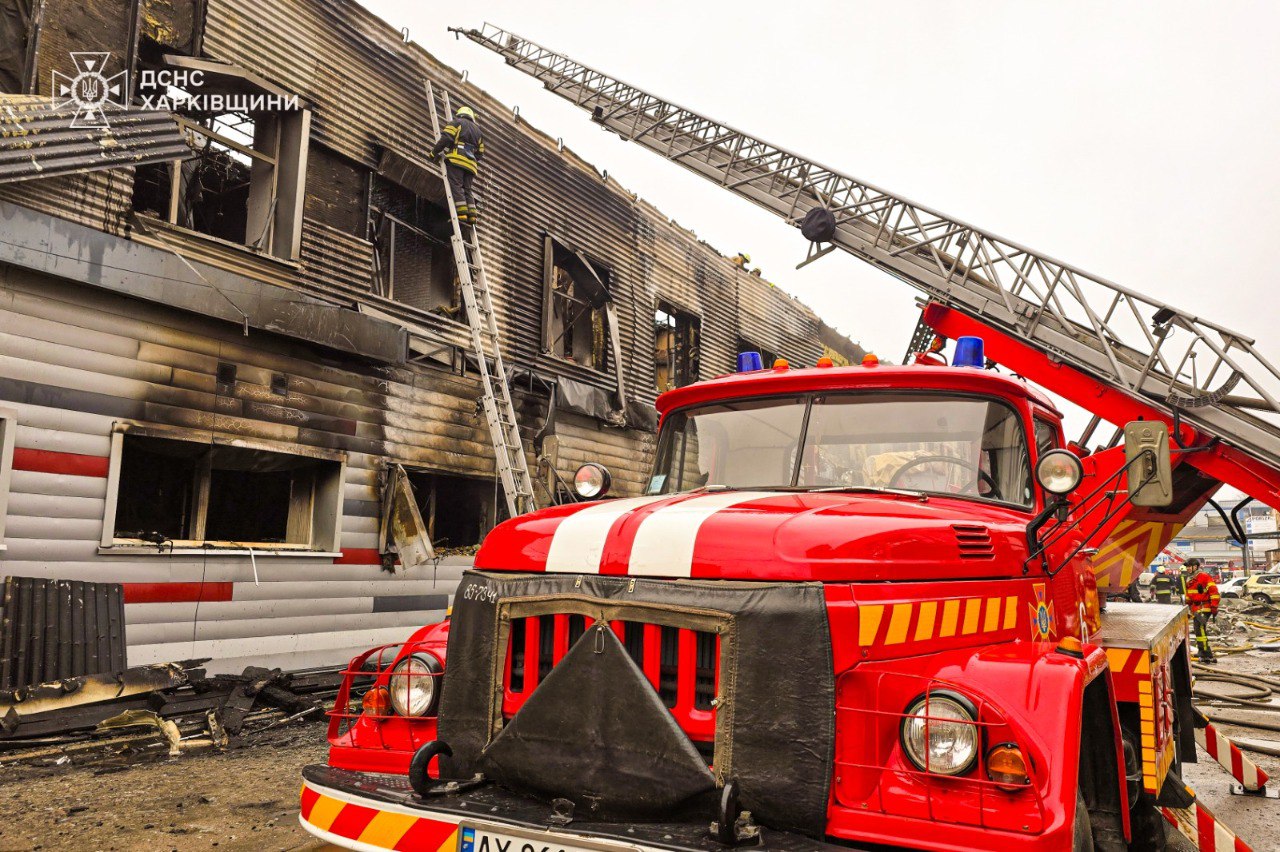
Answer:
(327, 641, 444, 754)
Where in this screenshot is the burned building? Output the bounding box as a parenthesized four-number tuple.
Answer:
(0, 0, 864, 672)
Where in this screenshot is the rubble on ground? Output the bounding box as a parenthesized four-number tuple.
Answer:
(0, 662, 349, 770)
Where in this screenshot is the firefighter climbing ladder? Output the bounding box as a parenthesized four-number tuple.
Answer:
(458, 23, 1280, 498)
(426, 81, 534, 517)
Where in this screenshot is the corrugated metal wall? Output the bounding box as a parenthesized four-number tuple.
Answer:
(199, 0, 834, 404)
(0, 576, 126, 690)
(0, 0, 859, 674)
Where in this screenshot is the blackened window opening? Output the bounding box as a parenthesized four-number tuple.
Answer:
(655, 301, 700, 391)
(737, 338, 779, 371)
(204, 467, 291, 542)
(544, 238, 613, 372)
(113, 436, 198, 541)
(403, 469, 497, 549)
(368, 175, 458, 315)
(112, 434, 340, 548)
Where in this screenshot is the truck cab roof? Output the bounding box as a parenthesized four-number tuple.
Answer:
(657, 362, 1061, 419)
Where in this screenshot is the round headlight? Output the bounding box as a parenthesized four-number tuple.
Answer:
(389, 653, 441, 717)
(574, 463, 612, 499)
(1036, 449, 1083, 495)
(900, 691, 979, 776)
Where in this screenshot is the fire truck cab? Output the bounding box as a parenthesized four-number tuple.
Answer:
(300, 350, 1197, 852)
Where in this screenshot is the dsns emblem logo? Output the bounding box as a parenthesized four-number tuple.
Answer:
(1029, 582, 1056, 641)
(52, 52, 127, 128)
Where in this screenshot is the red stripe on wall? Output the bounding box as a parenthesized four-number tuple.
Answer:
(122, 582, 234, 604)
(336, 548, 382, 565)
(12, 447, 110, 478)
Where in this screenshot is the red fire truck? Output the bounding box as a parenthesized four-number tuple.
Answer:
(299, 26, 1279, 852)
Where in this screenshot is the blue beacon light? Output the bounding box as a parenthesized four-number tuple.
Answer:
(952, 336, 986, 368)
(737, 351, 764, 372)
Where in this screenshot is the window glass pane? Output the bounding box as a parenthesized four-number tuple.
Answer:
(650, 397, 806, 493)
(800, 394, 1032, 505)
(649, 393, 1033, 507)
(1034, 418, 1058, 455)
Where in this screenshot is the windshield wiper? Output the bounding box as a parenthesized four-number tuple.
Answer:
(809, 485, 929, 501)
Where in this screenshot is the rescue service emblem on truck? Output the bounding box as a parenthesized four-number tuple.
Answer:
(1029, 583, 1056, 641)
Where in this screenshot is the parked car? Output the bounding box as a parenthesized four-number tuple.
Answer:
(1242, 573, 1280, 603)
(1219, 576, 1249, 599)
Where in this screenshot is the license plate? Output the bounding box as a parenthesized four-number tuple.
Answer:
(457, 822, 641, 852)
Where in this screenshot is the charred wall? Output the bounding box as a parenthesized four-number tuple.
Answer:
(0, 0, 862, 672)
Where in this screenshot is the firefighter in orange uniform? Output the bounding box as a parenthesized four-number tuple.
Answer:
(1183, 559, 1220, 663)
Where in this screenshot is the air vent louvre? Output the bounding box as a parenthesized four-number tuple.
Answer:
(952, 523, 995, 559)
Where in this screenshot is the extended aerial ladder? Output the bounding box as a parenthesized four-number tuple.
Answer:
(426, 81, 535, 517)
(457, 23, 1280, 575)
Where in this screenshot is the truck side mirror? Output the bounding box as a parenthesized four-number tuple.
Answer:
(1123, 421, 1173, 507)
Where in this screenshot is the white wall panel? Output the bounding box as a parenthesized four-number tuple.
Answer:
(10, 469, 108, 499)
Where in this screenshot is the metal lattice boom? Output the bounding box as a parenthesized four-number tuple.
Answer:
(459, 23, 1280, 469)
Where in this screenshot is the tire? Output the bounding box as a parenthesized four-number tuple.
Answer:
(1127, 789, 1167, 852)
(1073, 788, 1095, 852)
(1253, 593, 1273, 604)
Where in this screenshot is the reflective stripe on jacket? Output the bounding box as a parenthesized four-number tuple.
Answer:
(431, 117, 485, 174)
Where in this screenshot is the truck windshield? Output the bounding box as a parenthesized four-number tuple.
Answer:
(648, 393, 1033, 507)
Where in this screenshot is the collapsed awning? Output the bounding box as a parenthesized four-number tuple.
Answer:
(0, 94, 190, 184)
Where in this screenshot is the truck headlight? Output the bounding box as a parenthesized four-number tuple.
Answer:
(900, 691, 979, 776)
(389, 653, 441, 717)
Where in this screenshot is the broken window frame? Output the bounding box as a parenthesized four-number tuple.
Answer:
(100, 424, 346, 554)
(367, 204, 460, 316)
(380, 465, 504, 565)
(542, 235, 617, 375)
(130, 59, 310, 261)
(655, 300, 701, 391)
(0, 408, 14, 550)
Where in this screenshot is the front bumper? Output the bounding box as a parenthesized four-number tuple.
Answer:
(300, 765, 861, 852)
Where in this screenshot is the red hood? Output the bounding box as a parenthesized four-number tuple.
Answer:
(475, 490, 1034, 582)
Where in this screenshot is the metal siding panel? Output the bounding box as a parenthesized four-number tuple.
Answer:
(0, 169, 132, 232)
(0, 96, 190, 183)
(126, 622, 443, 669)
(70, 580, 86, 679)
(0, 577, 15, 688)
(127, 609, 430, 645)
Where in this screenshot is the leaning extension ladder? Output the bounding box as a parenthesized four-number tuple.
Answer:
(426, 81, 535, 517)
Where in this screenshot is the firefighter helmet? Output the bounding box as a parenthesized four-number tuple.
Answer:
(456, 106, 477, 120)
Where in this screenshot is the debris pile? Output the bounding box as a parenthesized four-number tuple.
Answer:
(0, 661, 351, 770)
(1209, 596, 1280, 654)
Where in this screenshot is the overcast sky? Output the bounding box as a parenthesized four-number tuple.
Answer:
(363, 0, 1280, 445)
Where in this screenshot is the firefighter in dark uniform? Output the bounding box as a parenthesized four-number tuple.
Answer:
(1183, 559, 1221, 663)
(430, 106, 485, 226)
(1151, 567, 1176, 604)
